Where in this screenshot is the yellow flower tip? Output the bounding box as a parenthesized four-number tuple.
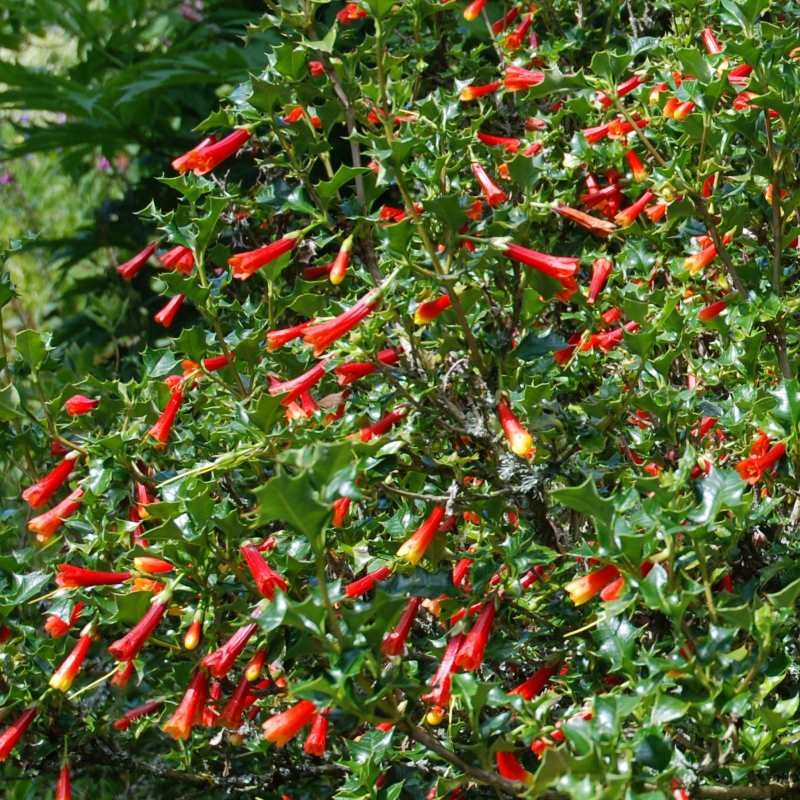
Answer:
(396, 541, 423, 566)
(510, 432, 534, 460)
(426, 707, 444, 726)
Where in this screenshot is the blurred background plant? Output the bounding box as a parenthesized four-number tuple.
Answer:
(0, 0, 267, 377)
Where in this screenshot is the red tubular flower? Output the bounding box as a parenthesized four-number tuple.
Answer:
(672, 100, 695, 120)
(645, 202, 668, 222)
(554, 204, 617, 238)
(171, 135, 216, 172)
(476, 131, 520, 153)
(27, 488, 83, 542)
(64, 394, 99, 416)
(154, 294, 185, 327)
(503, 242, 579, 300)
(624, 149, 648, 182)
(345, 565, 391, 598)
(45, 602, 85, 638)
(282, 105, 305, 124)
(184, 615, 202, 651)
(266, 319, 314, 351)
(497, 399, 534, 459)
(463, 0, 486, 20)
(564, 564, 621, 605)
(228, 233, 300, 280)
(110, 660, 135, 689)
(455, 600, 496, 671)
(587, 258, 613, 304)
(329, 235, 354, 286)
(492, 6, 519, 33)
(580, 183, 622, 210)
(600, 575, 626, 601)
(510, 664, 557, 700)
(108, 589, 170, 661)
(332, 496, 351, 528)
(201, 353, 232, 372)
(396, 506, 446, 566)
(201, 623, 258, 678)
(459, 81, 501, 102)
(736, 442, 786, 485)
(130, 560, 170, 582)
(415, 294, 453, 325)
(335, 348, 398, 385)
(582, 122, 611, 144)
(698, 299, 728, 322)
(303, 287, 381, 356)
(159, 246, 194, 275)
(55, 763, 71, 800)
(176, 128, 251, 175)
(496, 752, 530, 783)
(452, 556, 473, 589)
(268, 359, 329, 406)
(423, 634, 464, 707)
(303, 709, 330, 756)
(148, 389, 183, 448)
(728, 63, 752, 86)
(504, 65, 545, 91)
(114, 699, 163, 732)
(162, 669, 209, 740)
(49, 623, 94, 692)
(595, 74, 645, 108)
(263, 700, 317, 747)
(382, 596, 422, 656)
(116, 243, 158, 281)
(0, 625, 11, 644)
(504, 13, 533, 50)
(22, 454, 78, 508)
(359, 406, 406, 442)
(241, 544, 288, 599)
(336, 2, 368, 23)
(701, 27, 723, 55)
(309, 60, 325, 77)
(57, 564, 131, 588)
(471, 162, 507, 207)
(245, 649, 267, 682)
(614, 190, 654, 227)
(684, 242, 717, 273)
(702, 174, 717, 197)
(0, 707, 37, 762)
(218, 673, 251, 729)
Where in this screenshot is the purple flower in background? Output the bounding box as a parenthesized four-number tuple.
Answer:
(180, 1, 204, 22)
(96, 156, 112, 173)
(0, 172, 15, 185)
(19, 112, 30, 126)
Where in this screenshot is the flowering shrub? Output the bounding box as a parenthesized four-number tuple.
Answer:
(3, 1, 800, 798)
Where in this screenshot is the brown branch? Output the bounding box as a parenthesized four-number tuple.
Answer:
(696, 785, 800, 799)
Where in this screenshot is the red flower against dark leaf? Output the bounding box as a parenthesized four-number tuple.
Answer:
(414, 294, 452, 325)
(554, 204, 617, 238)
(615, 190, 654, 227)
(241, 544, 288, 599)
(331, 496, 351, 528)
(477, 131, 520, 153)
(303, 709, 330, 756)
(55, 763, 71, 800)
(336, 2, 367, 23)
(497, 399, 534, 459)
(471, 162, 507, 207)
(108, 590, 170, 661)
(64, 395, 99, 416)
(170, 135, 216, 172)
(113, 700, 163, 732)
(159, 246, 194, 274)
(0, 707, 37, 762)
(22, 453, 78, 508)
(396, 505, 446, 566)
(381, 596, 421, 656)
(228, 234, 300, 280)
(504, 65, 545, 91)
(148, 388, 183, 448)
(459, 81, 501, 102)
(423, 634, 464, 707)
(116, 243, 158, 281)
(49, 623, 94, 692)
(496, 751, 530, 783)
(303, 287, 381, 356)
(454, 599, 496, 671)
(154, 294, 185, 328)
(268, 359, 329, 406)
(359, 407, 406, 442)
(27, 488, 84, 542)
(335, 348, 398, 386)
(57, 564, 131, 587)
(502, 242, 579, 301)
(587, 258, 613, 304)
(45, 602, 84, 638)
(201, 623, 258, 678)
(162, 669, 209, 740)
(329, 235, 354, 286)
(698, 299, 728, 322)
(263, 700, 316, 747)
(174, 128, 251, 175)
(564, 564, 621, 605)
(736, 442, 786, 485)
(345, 565, 391, 598)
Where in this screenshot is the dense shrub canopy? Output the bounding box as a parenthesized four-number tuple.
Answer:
(3, 1, 800, 799)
